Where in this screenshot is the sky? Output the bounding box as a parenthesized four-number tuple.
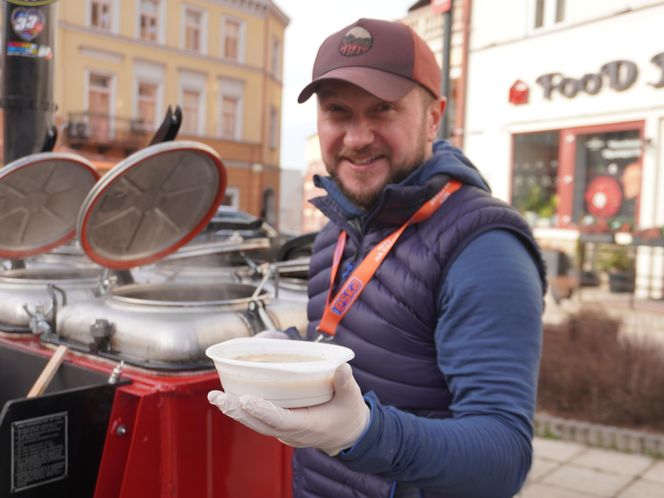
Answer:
(276, 0, 417, 172)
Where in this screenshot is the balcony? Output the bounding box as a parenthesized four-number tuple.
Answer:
(65, 112, 150, 152)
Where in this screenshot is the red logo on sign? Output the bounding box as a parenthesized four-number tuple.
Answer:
(509, 80, 529, 105)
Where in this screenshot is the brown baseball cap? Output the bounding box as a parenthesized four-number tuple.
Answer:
(298, 18, 441, 103)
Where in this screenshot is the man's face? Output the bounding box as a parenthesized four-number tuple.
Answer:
(316, 81, 443, 210)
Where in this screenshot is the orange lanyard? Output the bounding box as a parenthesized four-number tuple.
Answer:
(317, 180, 462, 338)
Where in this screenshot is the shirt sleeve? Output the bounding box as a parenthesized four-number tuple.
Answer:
(337, 229, 544, 498)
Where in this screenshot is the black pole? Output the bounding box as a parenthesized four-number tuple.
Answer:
(1, 0, 58, 165)
(437, 0, 454, 141)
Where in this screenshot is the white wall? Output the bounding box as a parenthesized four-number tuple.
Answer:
(470, 0, 529, 49)
(465, 2, 664, 202)
(279, 168, 303, 235)
(471, 0, 662, 50)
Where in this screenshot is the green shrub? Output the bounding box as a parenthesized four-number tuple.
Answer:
(595, 246, 633, 273)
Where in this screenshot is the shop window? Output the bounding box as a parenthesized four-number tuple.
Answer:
(573, 129, 641, 232)
(512, 124, 644, 233)
(511, 131, 560, 227)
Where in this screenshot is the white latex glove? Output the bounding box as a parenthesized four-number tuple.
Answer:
(207, 363, 370, 456)
(253, 329, 290, 339)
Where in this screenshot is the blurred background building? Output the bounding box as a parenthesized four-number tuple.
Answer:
(300, 0, 664, 299)
(400, 0, 469, 148)
(1, 0, 662, 300)
(1, 0, 288, 226)
(464, 0, 664, 298)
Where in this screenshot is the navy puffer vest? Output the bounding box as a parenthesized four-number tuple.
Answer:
(292, 180, 546, 498)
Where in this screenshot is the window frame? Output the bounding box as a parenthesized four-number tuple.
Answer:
(137, 0, 165, 43)
(222, 187, 240, 209)
(179, 71, 207, 135)
(270, 35, 282, 79)
(181, 4, 208, 54)
(529, 0, 566, 31)
(85, 69, 115, 116)
(137, 82, 158, 130)
(510, 121, 645, 231)
(221, 16, 245, 62)
(133, 62, 165, 131)
(217, 78, 244, 140)
(268, 105, 279, 150)
(88, 0, 119, 32)
(84, 69, 116, 139)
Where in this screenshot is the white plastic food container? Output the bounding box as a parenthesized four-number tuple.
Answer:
(206, 337, 355, 408)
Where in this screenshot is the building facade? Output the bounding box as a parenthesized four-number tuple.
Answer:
(50, 0, 287, 225)
(400, 0, 469, 146)
(465, 0, 664, 298)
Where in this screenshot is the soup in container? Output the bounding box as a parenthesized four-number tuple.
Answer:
(206, 337, 355, 408)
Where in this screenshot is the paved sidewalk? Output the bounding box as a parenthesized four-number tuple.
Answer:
(531, 288, 664, 496)
(517, 437, 664, 497)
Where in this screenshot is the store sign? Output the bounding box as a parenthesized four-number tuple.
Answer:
(535, 52, 664, 100)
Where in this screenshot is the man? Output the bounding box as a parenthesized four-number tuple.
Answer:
(209, 18, 546, 498)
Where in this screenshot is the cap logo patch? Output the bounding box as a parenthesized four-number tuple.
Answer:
(339, 26, 372, 56)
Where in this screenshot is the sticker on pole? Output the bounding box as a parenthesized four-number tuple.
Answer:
(11, 7, 45, 41)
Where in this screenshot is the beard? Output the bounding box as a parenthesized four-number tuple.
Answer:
(329, 156, 425, 210)
(328, 134, 429, 210)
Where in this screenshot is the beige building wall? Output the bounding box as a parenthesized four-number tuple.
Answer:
(51, 0, 288, 224)
(301, 134, 327, 233)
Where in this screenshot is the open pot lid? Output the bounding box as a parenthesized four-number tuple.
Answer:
(0, 152, 100, 259)
(77, 141, 227, 270)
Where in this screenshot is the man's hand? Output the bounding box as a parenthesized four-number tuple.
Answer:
(208, 363, 369, 456)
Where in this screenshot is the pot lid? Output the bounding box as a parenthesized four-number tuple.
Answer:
(77, 141, 227, 270)
(0, 152, 100, 259)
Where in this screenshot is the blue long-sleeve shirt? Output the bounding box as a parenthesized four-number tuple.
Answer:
(337, 229, 543, 497)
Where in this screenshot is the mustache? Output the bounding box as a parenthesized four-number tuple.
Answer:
(337, 148, 388, 162)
